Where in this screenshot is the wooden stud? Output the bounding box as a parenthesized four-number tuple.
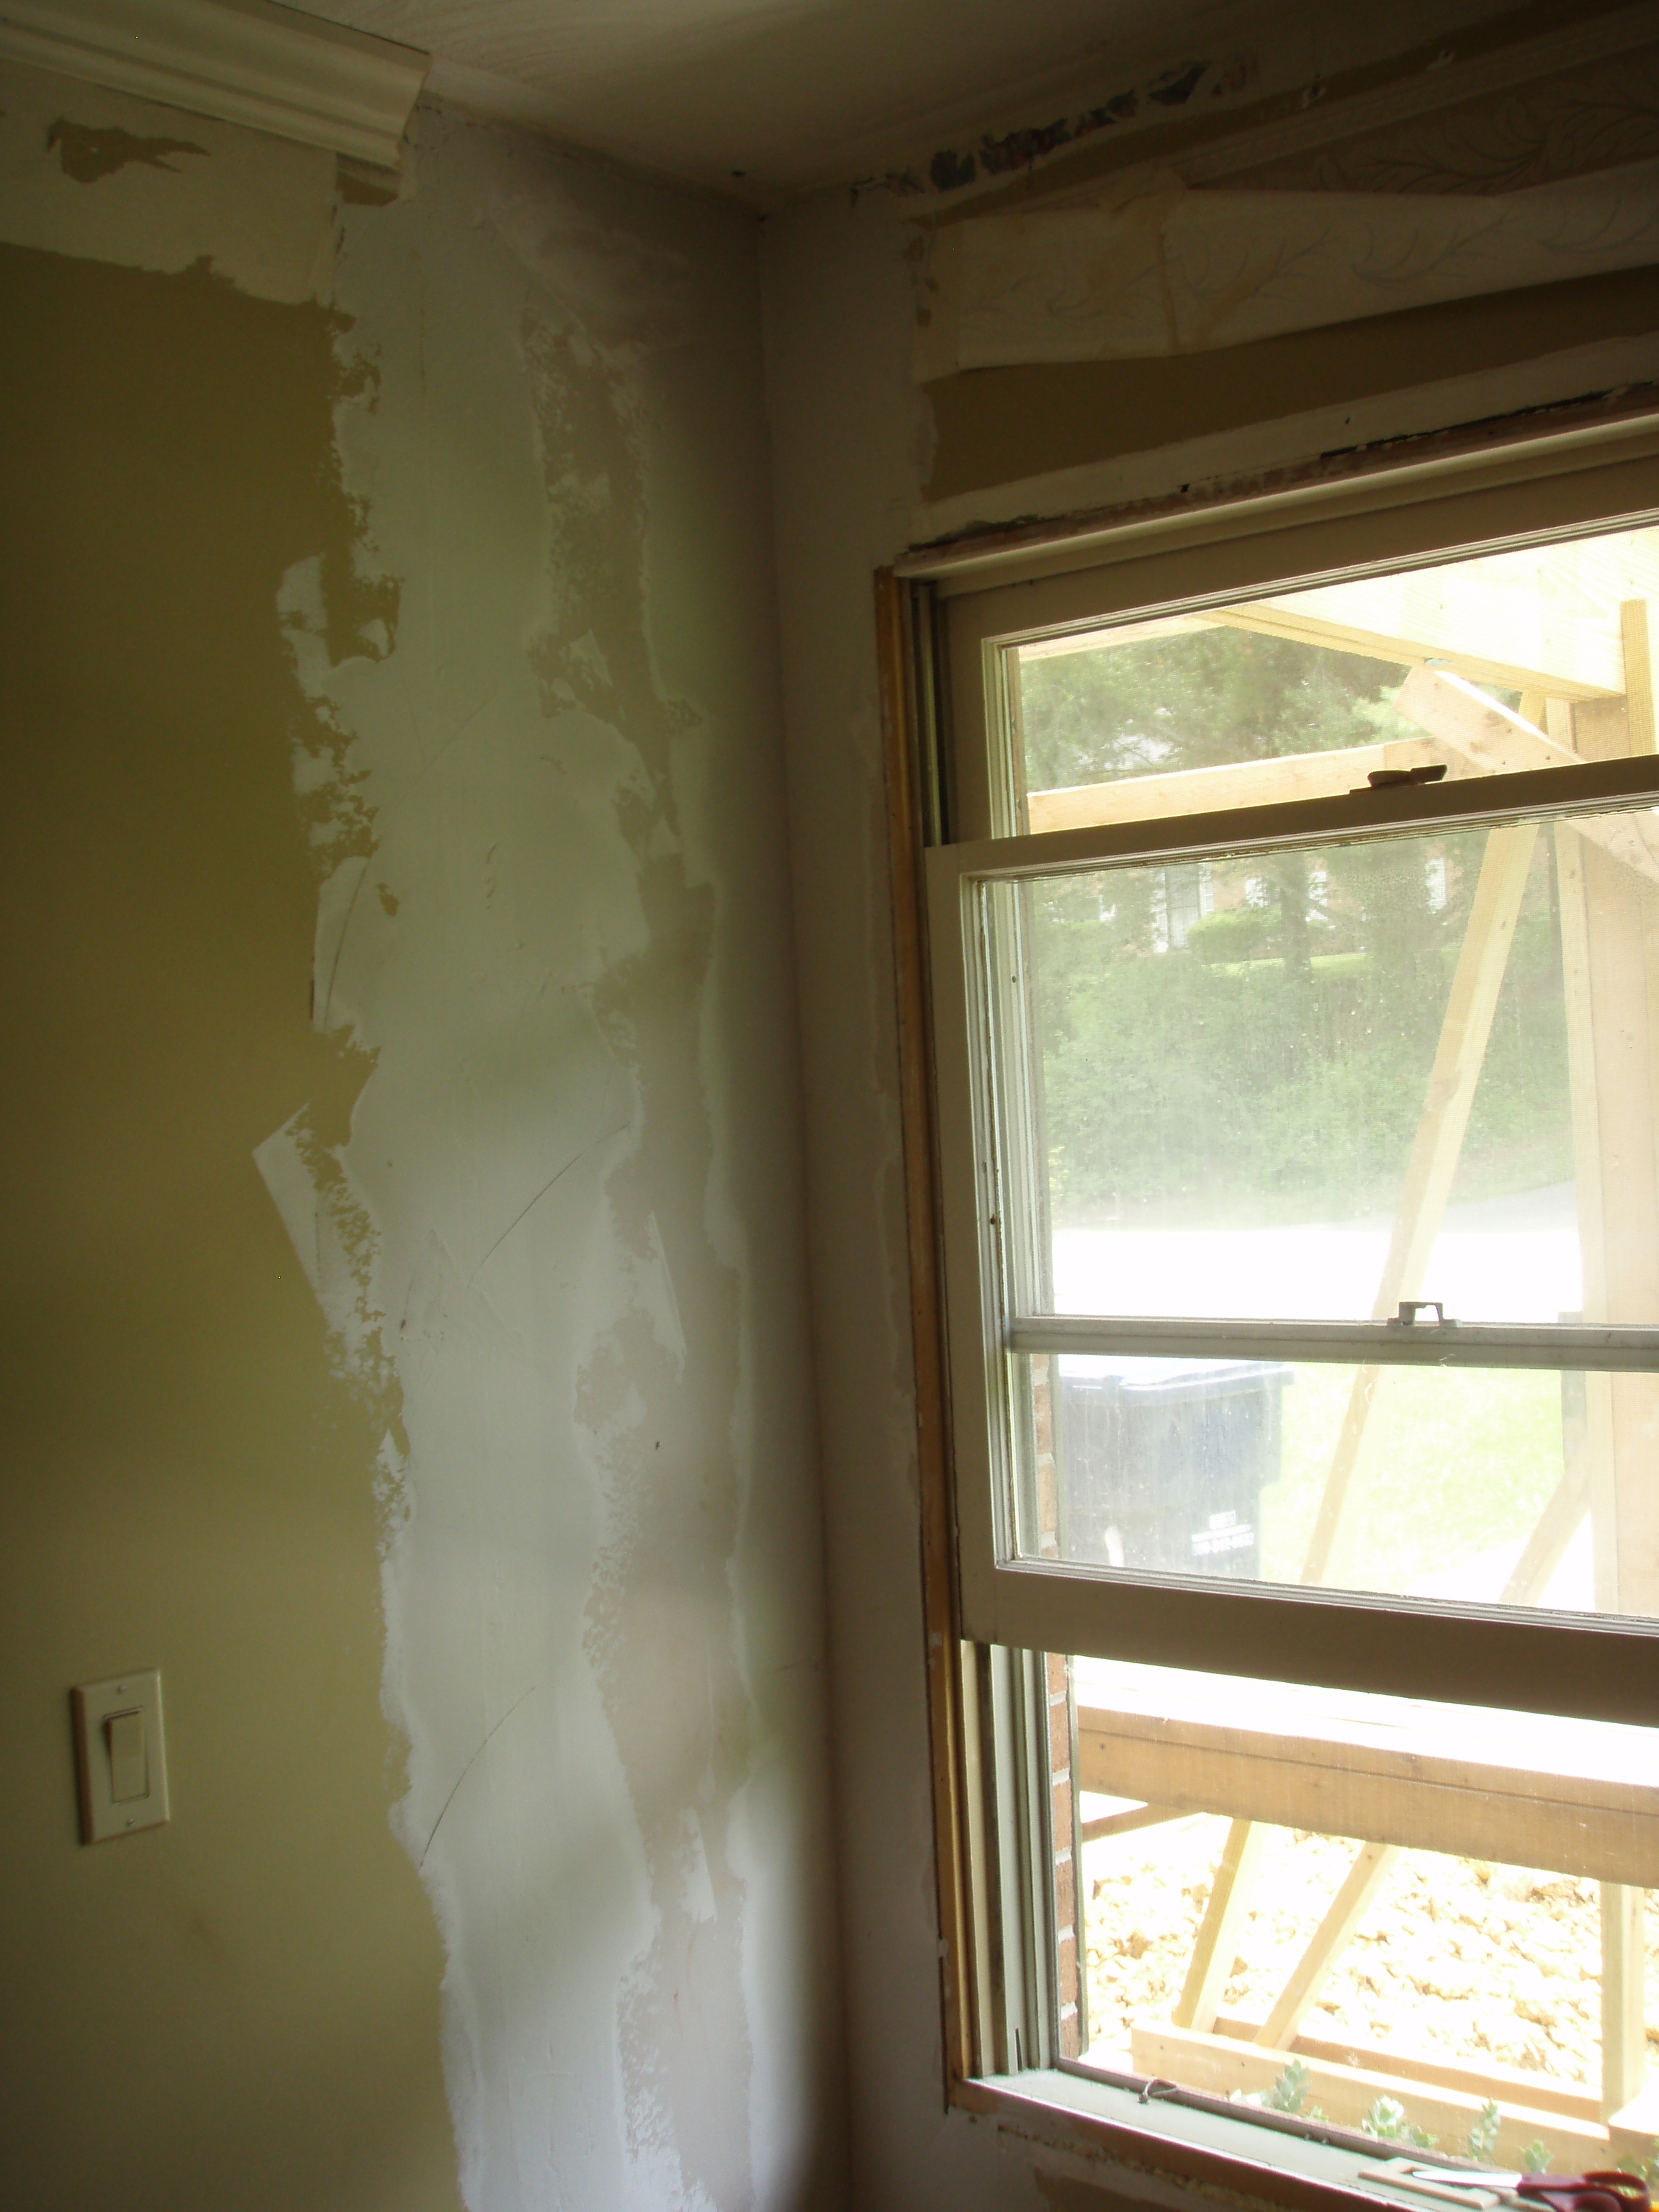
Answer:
(1621, 600, 1656, 755)
(1553, 824, 1619, 1613)
(1074, 1691, 1659, 1887)
(1173, 1818, 1267, 2034)
(1563, 675, 1659, 2118)
(1557, 695, 1659, 1617)
(1393, 670, 1659, 892)
(1079, 1802, 1188, 1845)
(1208, 555, 1631, 698)
(1601, 1882, 1649, 2120)
(1025, 737, 1441, 832)
(1301, 813, 1539, 1583)
(1212, 2015, 1602, 2120)
(1256, 1842, 1398, 2049)
(1131, 2021, 1611, 2167)
(1498, 1447, 1590, 1606)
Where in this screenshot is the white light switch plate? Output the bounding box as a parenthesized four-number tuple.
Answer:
(72, 1671, 168, 1843)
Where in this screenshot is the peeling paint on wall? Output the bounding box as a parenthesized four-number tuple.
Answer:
(883, 53, 1256, 201)
(0, 55, 338, 300)
(47, 117, 207, 184)
(0, 221, 459, 2211)
(261, 99, 837, 2212)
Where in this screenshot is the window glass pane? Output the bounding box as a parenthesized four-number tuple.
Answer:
(984, 806, 1659, 1330)
(1046, 1657, 1658, 2175)
(1015, 1353, 1653, 1618)
(1009, 523, 1659, 835)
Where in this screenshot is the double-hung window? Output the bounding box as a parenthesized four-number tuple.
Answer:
(902, 415, 1659, 2195)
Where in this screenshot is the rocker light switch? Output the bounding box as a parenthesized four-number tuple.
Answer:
(106, 1709, 146, 1801)
(73, 1671, 168, 1842)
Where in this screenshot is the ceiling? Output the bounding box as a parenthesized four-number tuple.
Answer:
(275, 0, 1526, 201)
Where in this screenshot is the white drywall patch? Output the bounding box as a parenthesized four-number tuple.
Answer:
(0, 52, 340, 300)
(269, 96, 836, 2212)
(253, 1105, 387, 1383)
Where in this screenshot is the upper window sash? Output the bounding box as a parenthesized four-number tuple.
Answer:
(934, 418, 1659, 846)
(934, 751, 1659, 881)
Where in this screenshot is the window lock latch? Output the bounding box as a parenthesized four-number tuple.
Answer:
(1391, 1300, 1452, 1328)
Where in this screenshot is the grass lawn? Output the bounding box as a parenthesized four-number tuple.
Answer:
(1259, 1364, 1566, 1595)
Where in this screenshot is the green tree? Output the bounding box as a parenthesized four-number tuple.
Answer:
(1012, 629, 1570, 1225)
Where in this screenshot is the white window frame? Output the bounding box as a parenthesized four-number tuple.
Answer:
(888, 405, 1659, 2157)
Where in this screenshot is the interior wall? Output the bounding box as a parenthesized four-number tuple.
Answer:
(757, 30, 1659, 2212)
(0, 60, 840, 2212)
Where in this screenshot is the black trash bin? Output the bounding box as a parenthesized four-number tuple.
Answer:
(1054, 1357, 1292, 1578)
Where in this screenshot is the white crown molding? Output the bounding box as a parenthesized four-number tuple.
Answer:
(0, 0, 428, 168)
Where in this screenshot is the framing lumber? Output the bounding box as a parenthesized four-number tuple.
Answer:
(1074, 1691, 1659, 1886)
(1018, 613, 1211, 660)
(1555, 702, 1659, 1614)
(1025, 738, 1439, 833)
(1600, 1882, 1649, 2121)
(1393, 670, 1659, 891)
(1172, 1819, 1267, 2035)
(1497, 1449, 1589, 1606)
(1211, 554, 1632, 699)
(1622, 600, 1656, 755)
(1130, 2021, 1609, 2167)
(1300, 811, 1539, 1583)
(1555, 665, 1659, 2126)
(1212, 2016, 1601, 2121)
(1256, 1843, 1399, 2049)
(1078, 1802, 1187, 1845)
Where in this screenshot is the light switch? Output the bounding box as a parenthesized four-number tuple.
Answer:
(106, 1709, 146, 1802)
(72, 1671, 168, 1843)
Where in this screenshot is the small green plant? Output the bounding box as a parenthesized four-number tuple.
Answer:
(1464, 2102, 1501, 2164)
(1625, 2139, 1659, 2188)
(1267, 2060, 1310, 2116)
(1362, 2097, 1435, 2149)
(1519, 2143, 1550, 2175)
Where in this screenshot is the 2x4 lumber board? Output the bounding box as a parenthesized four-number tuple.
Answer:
(1607, 2078, 1659, 2160)
(1600, 1883, 1649, 2120)
(1622, 601, 1657, 755)
(1019, 613, 1212, 661)
(1074, 1709, 1659, 1887)
(1212, 2016, 1601, 2121)
(1570, 653, 1659, 1582)
(1174, 1819, 1267, 2034)
(1556, 817, 1659, 1611)
(1130, 2022, 1609, 2167)
(1554, 823, 1618, 1612)
(1257, 1843, 1400, 2049)
(1497, 1447, 1590, 1606)
(1025, 739, 1440, 833)
(1212, 562, 1626, 699)
(1300, 811, 1539, 1583)
(1394, 670, 1659, 892)
(1079, 1802, 1187, 1844)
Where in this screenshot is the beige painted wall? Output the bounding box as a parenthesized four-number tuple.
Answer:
(758, 30, 1659, 2212)
(0, 225, 462, 2212)
(0, 60, 840, 2212)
